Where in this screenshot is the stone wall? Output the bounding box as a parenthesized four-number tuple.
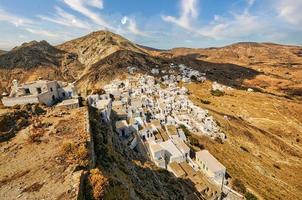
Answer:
(2, 96, 39, 107)
(76, 106, 96, 200)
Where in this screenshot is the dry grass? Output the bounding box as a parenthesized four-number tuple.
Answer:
(27, 119, 45, 143)
(187, 82, 302, 199)
(87, 168, 108, 200)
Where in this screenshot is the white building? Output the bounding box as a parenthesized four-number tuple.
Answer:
(160, 140, 186, 164)
(196, 150, 226, 185)
(151, 68, 160, 75)
(115, 120, 130, 137)
(149, 141, 166, 168)
(87, 94, 112, 123)
(2, 79, 77, 107)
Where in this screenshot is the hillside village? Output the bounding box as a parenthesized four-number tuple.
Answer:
(0, 63, 245, 199)
(87, 63, 245, 199)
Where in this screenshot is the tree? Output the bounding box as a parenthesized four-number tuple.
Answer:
(245, 192, 258, 200)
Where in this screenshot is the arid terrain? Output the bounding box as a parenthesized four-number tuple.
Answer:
(0, 30, 301, 200)
(187, 81, 302, 200)
(0, 105, 90, 199)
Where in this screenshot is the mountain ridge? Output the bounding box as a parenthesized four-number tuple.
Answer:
(0, 30, 301, 98)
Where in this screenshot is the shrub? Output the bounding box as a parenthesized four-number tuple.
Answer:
(200, 99, 211, 104)
(211, 89, 224, 97)
(232, 178, 246, 194)
(28, 120, 44, 143)
(189, 136, 199, 146)
(245, 192, 258, 200)
(188, 136, 204, 149)
(87, 168, 108, 200)
(179, 124, 190, 137)
(28, 129, 44, 143)
(273, 164, 281, 170)
(61, 140, 75, 154)
(77, 145, 89, 166)
(190, 75, 197, 82)
(240, 146, 249, 153)
(215, 137, 224, 144)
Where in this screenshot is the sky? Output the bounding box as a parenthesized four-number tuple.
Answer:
(0, 0, 301, 50)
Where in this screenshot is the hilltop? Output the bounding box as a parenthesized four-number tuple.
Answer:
(56, 31, 147, 67)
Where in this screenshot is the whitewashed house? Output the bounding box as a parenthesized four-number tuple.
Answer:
(116, 120, 130, 137)
(151, 68, 160, 75)
(172, 138, 190, 159)
(149, 141, 166, 168)
(196, 150, 226, 185)
(88, 94, 112, 123)
(2, 79, 77, 107)
(160, 140, 186, 164)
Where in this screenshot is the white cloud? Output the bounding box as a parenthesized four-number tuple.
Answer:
(0, 8, 33, 27)
(38, 7, 91, 29)
(25, 28, 58, 38)
(162, 0, 268, 40)
(120, 16, 148, 37)
(162, 0, 198, 30)
(63, 0, 113, 29)
(87, 0, 104, 9)
(276, 0, 302, 26)
(247, 0, 256, 7)
(200, 11, 264, 39)
(121, 16, 128, 25)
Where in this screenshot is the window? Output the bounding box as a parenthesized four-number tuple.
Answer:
(50, 87, 53, 92)
(24, 88, 30, 94)
(36, 87, 42, 94)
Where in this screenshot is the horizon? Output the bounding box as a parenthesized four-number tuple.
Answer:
(0, 0, 302, 50)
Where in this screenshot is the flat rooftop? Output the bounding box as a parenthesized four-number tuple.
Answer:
(168, 162, 186, 177)
(57, 98, 79, 106)
(196, 150, 226, 172)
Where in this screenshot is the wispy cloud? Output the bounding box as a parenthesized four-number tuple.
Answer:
(38, 7, 91, 29)
(62, 0, 113, 29)
(0, 8, 33, 27)
(276, 0, 302, 27)
(161, 0, 198, 31)
(162, 0, 267, 40)
(121, 16, 149, 37)
(25, 28, 58, 38)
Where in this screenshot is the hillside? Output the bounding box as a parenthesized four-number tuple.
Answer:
(0, 41, 84, 92)
(0, 106, 89, 200)
(75, 49, 170, 94)
(0, 50, 6, 56)
(0, 30, 301, 199)
(186, 81, 302, 200)
(57, 31, 147, 67)
(154, 42, 302, 98)
(0, 41, 64, 69)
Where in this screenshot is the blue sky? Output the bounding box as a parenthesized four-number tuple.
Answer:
(0, 0, 301, 50)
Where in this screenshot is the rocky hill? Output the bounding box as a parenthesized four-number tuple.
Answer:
(57, 31, 147, 67)
(0, 41, 64, 69)
(0, 41, 84, 92)
(154, 42, 302, 98)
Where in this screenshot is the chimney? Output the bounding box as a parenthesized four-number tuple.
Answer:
(12, 79, 18, 91)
